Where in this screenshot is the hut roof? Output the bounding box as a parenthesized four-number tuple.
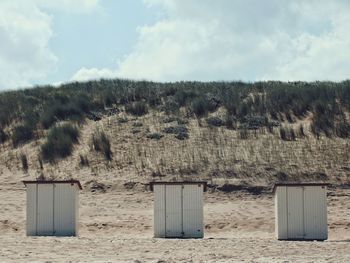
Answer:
(23, 180, 82, 190)
(150, 181, 207, 192)
(272, 182, 329, 194)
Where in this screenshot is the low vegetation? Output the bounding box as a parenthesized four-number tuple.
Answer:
(125, 101, 148, 116)
(206, 116, 225, 127)
(0, 79, 348, 186)
(132, 121, 143, 127)
(0, 79, 349, 165)
(174, 131, 189, 140)
(0, 127, 7, 144)
(239, 128, 249, 140)
(20, 152, 28, 172)
(163, 125, 189, 140)
(12, 123, 35, 147)
(41, 124, 80, 162)
(79, 154, 89, 167)
(146, 133, 163, 140)
(117, 117, 128, 124)
(92, 129, 112, 161)
(279, 126, 296, 141)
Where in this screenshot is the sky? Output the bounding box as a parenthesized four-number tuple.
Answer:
(0, 0, 350, 90)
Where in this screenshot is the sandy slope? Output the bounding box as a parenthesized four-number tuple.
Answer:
(1, 180, 350, 262)
(1, 113, 350, 262)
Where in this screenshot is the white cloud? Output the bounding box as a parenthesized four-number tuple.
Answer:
(74, 0, 349, 82)
(71, 67, 118, 82)
(265, 7, 350, 81)
(0, 0, 100, 90)
(0, 1, 56, 90)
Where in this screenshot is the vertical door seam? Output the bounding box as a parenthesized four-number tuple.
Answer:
(35, 184, 38, 236)
(53, 184, 55, 236)
(164, 185, 167, 238)
(286, 187, 289, 239)
(181, 185, 184, 237)
(302, 187, 305, 238)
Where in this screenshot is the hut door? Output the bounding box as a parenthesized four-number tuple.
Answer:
(165, 185, 182, 237)
(287, 187, 304, 239)
(182, 184, 203, 238)
(303, 186, 327, 240)
(54, 184, 76, 236)
(37, 184, 54, 236)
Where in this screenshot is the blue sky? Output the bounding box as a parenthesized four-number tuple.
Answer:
(46, 1, 160, 85)
(0, 0, 350, 90)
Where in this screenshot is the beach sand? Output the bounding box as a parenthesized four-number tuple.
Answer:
(1, 179, 350, 262)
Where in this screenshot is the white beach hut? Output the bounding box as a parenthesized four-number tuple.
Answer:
(150, 181, 207, 238)
(23, 180, 82, 236)
(274, 182, 328, 240)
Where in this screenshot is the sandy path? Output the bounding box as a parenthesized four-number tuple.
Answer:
(1, 236, 350, 262)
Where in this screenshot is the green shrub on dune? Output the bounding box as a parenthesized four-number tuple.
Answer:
(41, 124, 80, 162)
